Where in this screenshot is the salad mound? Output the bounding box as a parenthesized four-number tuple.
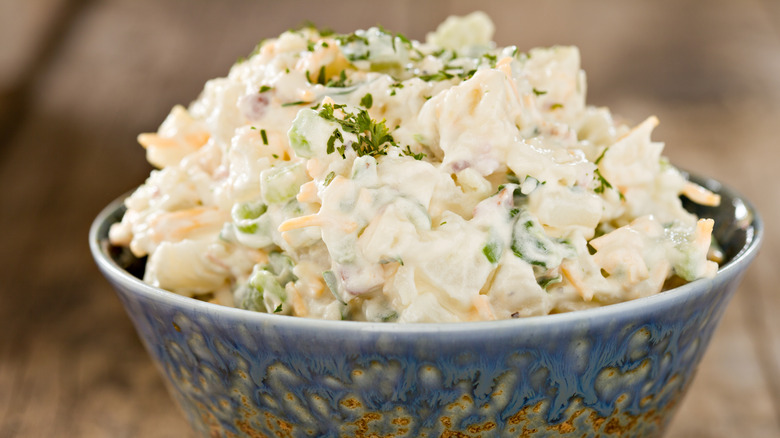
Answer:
(109, 12, 720, 322)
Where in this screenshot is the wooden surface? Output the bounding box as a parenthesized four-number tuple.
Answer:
(1, 0, 778, 436)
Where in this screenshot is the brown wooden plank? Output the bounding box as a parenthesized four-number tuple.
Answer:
(0, 0, 73, 90)
(667, 287, 778, 437)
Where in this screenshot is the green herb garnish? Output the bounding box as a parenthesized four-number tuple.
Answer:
(402, 145, 425, 160)
(420, 69, 454, 81)
(323, 171, 336, 186)
(593, 168, 624, 200)
(360, 93, 373, 109)
(318, 103, 396, 158)
(282, 101, 311, 107)
(594, 147, 609, 164)
(316, 65, 327, 85)
(325, 70, 349, 87)
(260, 129, 268, 145)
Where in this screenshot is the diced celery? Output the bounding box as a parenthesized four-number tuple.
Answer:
(665, 223, 705, 281)
(351, 155, 378, 184)
(236, 267, 286, 313)
(396, 196, 431, 231)
(482, 240, 502, 264)
(322, 270, 346, 304)
(267, 251, 297, 286)
(511, 209, 572, 269)
(231, 201, 273, 248)
(234, 201, 267, 220)
(288, 108, 339, 158)
(288, 124, 311, 157)
(260, 161, 308, 204)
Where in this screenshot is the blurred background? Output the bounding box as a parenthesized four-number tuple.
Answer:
(1, 0, 778, 436)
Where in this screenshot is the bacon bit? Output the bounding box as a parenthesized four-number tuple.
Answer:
(682, 182, 721, 207)
(561, 261, 595, 301)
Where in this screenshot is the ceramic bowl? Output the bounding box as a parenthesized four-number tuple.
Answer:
(90, 174, 761, 438)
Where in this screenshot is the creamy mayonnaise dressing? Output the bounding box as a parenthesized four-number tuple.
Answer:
(109, 12, 720, 322)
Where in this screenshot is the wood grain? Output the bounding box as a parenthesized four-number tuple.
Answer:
(1, 1, 777, 437)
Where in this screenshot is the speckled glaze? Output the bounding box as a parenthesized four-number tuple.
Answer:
(90, 175, 761, 438)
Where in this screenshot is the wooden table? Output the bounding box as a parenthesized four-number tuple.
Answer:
(1, 1, 778, 436)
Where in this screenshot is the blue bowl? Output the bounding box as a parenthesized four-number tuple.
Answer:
(90, 174, 761, 438)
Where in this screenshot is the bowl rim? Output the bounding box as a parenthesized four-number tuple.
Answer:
(90, 173, 763, 334)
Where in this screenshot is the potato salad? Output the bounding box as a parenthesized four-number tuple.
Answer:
(109, 12, 720, 322)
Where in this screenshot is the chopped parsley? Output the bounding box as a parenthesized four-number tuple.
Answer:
(482, 53, 498, 67)
(593, 168, 624, 200)
(389, 81, 404, 96)
(402, 145, 425, 160)
(376, 25, 413, 53)
(259, 85, 273, 93)
(335, 32, 371, 61)
(420, 66, 476, 82)
(550, 103, 564, 110)
(482, 242, 501, 264)
(326, 128, 344, 155)
(532, 88, 547, 96)
(538, 275, 562, 290)
(273, 303, 283, 313)
(318, 103, 397, 158)
(594, 147, 609, 164)
(420, 69, 454, 81)
(360, 93, 373, 109)
(314, 66, 326, 85)
(323, 171, 336, 186)
(325, 70, 349, 87)
(260, 129, 268, 145)
(593, 169, 613, 194)
(282, 101, 311, 107)
(336, 32, 369, 46)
